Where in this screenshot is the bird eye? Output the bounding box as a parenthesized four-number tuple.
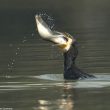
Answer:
(63, 37, 68, 42)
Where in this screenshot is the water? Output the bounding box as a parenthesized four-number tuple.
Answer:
(0, 0, 110, 110)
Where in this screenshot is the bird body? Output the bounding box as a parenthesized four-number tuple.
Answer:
(35, 14, 95, 80)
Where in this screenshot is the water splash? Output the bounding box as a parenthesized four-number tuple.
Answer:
(7, 35, 30, 75)
(37, 12, 55, 30)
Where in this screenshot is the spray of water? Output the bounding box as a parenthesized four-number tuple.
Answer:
(5, 11, 60, 78)
(37, 12, 55, 30)
(6, 34, 36, 79)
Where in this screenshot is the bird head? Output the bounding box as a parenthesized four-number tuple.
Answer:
(56, 32, 76, 52)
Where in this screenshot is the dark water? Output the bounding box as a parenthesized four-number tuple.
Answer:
(0, 0, 110, 110)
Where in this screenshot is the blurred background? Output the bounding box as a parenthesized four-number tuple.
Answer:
(0, 0, 110, 74)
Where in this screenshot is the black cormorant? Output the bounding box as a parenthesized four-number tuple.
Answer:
(35, 15, 94, 80)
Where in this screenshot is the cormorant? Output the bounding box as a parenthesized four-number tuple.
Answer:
(35, 15, 94, 80)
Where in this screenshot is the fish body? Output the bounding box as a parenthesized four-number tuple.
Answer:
(35, 15, 74, 52)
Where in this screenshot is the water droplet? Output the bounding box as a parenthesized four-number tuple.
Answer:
(5, 75, 11, 78)
(32, 33, 34, 36)
(12, 59, 15, 62)
(9, 44, 13, 47)
(22, 40, 27, 43)
(8, 67, 11, 70)
(16, 52, 18, 55)
(24, 36, 26, 38)
(8, 64, 10, 67)
(17, 47, 20, 50)
(11, 62, 14, 65)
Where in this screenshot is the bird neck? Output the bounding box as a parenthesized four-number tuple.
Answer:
(58, 36, 73, 52)
(64, 44, 78, 71)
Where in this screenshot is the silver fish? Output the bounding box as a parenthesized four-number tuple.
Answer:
(35, 15, 75, 52)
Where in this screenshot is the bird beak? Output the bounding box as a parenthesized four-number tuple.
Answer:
(56, 44, 67, 49)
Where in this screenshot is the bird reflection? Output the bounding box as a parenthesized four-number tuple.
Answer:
(35, 81, 75, 110)
(58, 81, 74, 110)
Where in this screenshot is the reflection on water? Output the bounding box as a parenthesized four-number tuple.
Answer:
(0, 0, 110, 110)
(0, 79, 76, 110)
(0, 75, 110, 110)
(35, 82, 74, 110)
